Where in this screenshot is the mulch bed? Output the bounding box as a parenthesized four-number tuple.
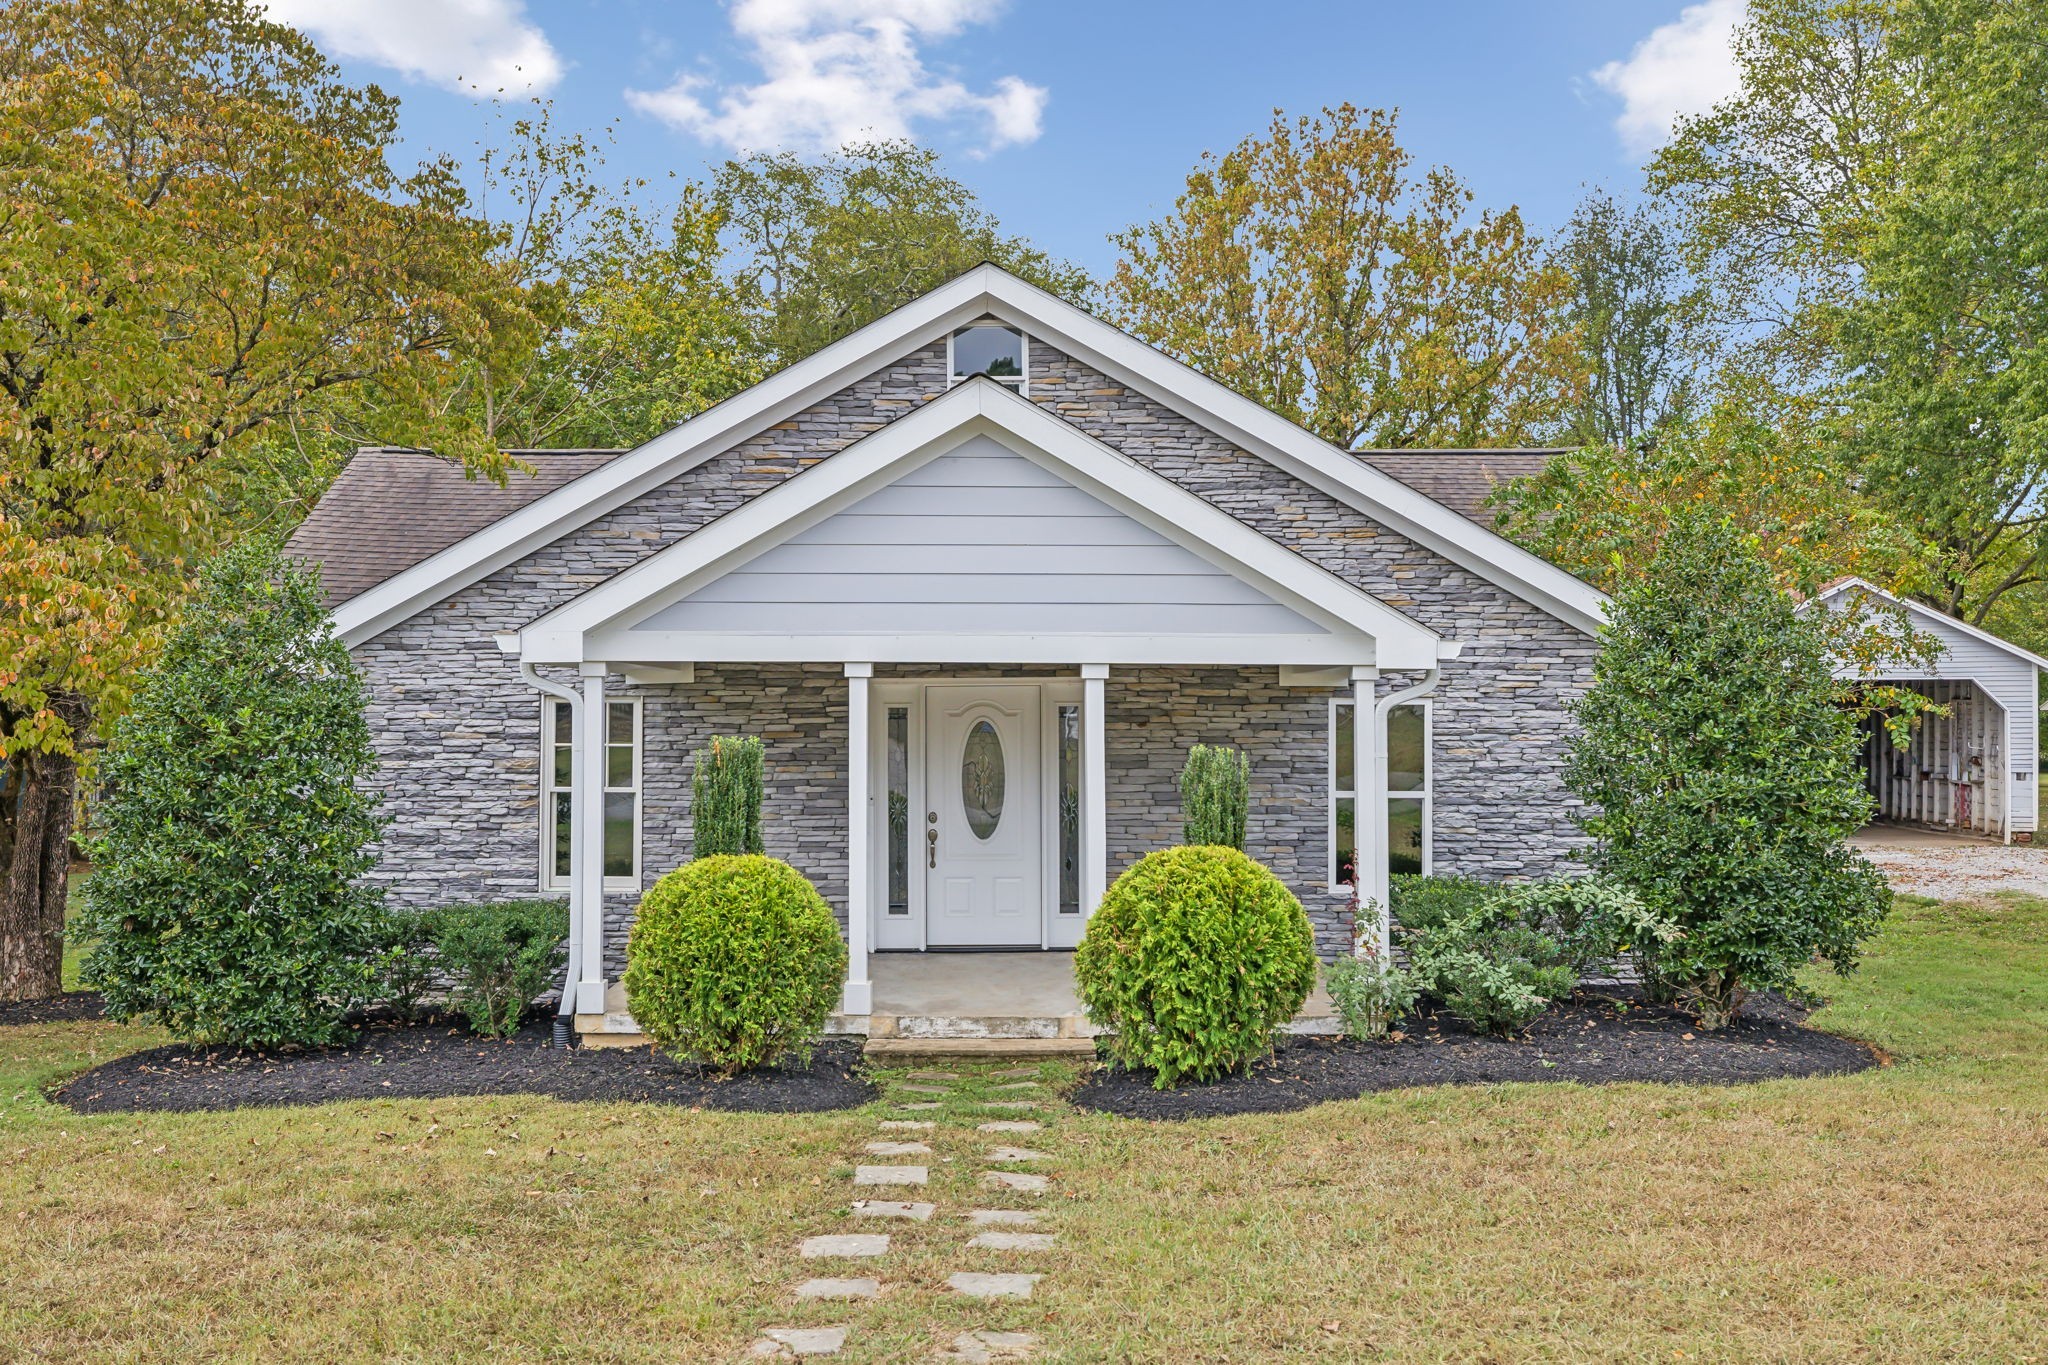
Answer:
(52, 1017, 874, 1115)
(1070, 990, 1883, 1120)
(0, 991, 106, 1027)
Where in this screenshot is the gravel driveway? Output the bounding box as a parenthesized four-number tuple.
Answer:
(1851, 824, 2048, 899)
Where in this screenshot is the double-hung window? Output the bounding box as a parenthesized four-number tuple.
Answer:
(542, 697, 641, 891)
(1330, 699, 1432, 887)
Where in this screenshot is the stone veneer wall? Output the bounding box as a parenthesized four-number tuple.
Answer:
(347, 333, 1596, 970)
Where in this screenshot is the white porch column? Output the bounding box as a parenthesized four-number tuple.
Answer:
(576, 663, 609, 1014)
(843, 663, 874, 1014)
(1082, 664, 1109, 913)
(1352, 667, 1387, 957)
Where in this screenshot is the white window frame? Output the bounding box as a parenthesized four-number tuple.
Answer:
(1329, 696, 1432, 888)
(946, 323, 1029, 394)
(540, 695, 642, 894)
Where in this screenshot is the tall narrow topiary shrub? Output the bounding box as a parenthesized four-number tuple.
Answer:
(77, 540, 387, 1048)
(692, 735, 764, 856)
(1179, 743, 1250, 849)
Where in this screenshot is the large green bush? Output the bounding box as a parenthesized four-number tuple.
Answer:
(1566, 512, 1890, 1028)
(1389, 873, 1501, 935)
(1074, 845, 1317, 1088)
(1488, 876, 1681, 980)
(78, 541, 386, 1048)
(1178, 744, 1250, 848)
(692, 735, 765, 856)
(1406, 912, 1575, 1036)
(623, 855, 845, 1074)
(429, 900, 569, 1038)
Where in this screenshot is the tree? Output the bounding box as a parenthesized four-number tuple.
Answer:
(1104, 104, 1583, 449)
(77, 541, 387, 1047)
(1549, 191, 1699, 447)
(1564, 513, 1891, 1029)
(0, 0, 528, 1000)
(1836, 0, 2048, 625)
(716, 140, 1090, 367)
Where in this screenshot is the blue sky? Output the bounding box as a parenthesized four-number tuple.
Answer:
(261, 0, 1748, 278)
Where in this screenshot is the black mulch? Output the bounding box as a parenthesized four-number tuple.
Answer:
(1070, 990, 1882, 1120)
(0, 991, 105, 1026)
(52, 1017, 874, 1115)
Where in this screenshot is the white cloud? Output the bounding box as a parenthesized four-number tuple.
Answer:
(261, 0, 563, 95)
(627, 0, 1046, 155)
(1591, 0, 1747, 156)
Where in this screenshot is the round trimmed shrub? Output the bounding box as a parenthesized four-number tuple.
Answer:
(624, 855, 847, 1075)
(1074, 845, 1318, 1088)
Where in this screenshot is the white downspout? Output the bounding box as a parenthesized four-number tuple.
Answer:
(1367, 661, 1450, 959)
(501, 639, 584, 1045)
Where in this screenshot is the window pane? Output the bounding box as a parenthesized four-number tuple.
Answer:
(1389, 703, 1426, 792)
(552, 791, 573, 880)
(606, 743, 634, 789)
(1058, 705, 1080, 913)
(1335, 796, 1356, 887)
(1388, 798, 1424, 876)
(953, 326, 1024, 381)
(552, 742, 572, 790)
(553, 700, 573, 742)
(603, 792, 635, 878)
(1333, 701, 1354, 794)
(961, 719, 1005, 839)
(886, 708, 909, 914)
(608, 701, 634, 745)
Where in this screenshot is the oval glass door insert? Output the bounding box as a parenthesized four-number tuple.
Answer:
(960, 719, 1006, 840)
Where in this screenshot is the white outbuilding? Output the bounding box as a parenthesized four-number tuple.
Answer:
(1813, 578, 2045, 843)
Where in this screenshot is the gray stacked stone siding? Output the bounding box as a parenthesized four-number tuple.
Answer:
(348, 333, 1594, 969)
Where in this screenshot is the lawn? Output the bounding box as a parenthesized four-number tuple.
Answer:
(3, 894, 2044, 1362)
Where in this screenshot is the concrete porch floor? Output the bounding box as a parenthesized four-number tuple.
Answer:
(837, 950, 1340, 1056)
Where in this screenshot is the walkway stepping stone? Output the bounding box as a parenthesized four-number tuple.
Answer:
(976, 1121, 1041, 1134)
(988, 1067, 1040, 1079)
(980, 1101, 1038, 1111)
(749, 1326, 847, 1357)
(852, 1199, 934, 1221)
(990, 1081, 1039, 1091)
(879, 1120, 935, 1131)
(906, 1069, 959, 1080)
(942, 1329, 1038, 1362)
(799, 1234, 889, 1258)
(854, 1165, 928, 1187)
(986, 1146, 1048, 1163)
(947, 1272, 1041, 1300)
(967, 1231, 1058, 1251)
(894, 1102, 943, 1112)
(896, 1083, 949, 1095)
(794, 1277, 879, 1301)
(981, 1171, 1048, 1193)
(864, 1140, 932, 1157)
(966, 1209, 1041, 1227)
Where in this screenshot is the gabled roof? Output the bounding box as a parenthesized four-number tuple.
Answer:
(1810, 577, 2048, 672)
(285, 447, 620, 606)
(515, 379, 1449, 670)
(328, 264, 1610, 646)
(1352, 450, 1559, 527)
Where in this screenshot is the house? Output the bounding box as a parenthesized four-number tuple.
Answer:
(285, 264, 1616, 1045)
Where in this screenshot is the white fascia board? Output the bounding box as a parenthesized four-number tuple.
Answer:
(1811, 577, 2048, 672)
(331, 266, 1008, 646)
(970, 271, 1612, 636)
(565, 633, 1371, 667)
(522, 380, 1440, 669)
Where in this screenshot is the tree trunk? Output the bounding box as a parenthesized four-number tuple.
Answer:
(0, 741, 80, 1002)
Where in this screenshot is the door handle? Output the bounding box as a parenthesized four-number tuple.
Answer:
(926, 827, 938, 868)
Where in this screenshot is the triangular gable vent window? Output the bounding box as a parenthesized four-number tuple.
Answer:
(951, 324, 1027, 391)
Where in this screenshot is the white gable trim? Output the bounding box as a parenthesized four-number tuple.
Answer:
(334, 263, 1606, 646)
(1809, 577, 2048, 672)
(516, 379, 1445, 669)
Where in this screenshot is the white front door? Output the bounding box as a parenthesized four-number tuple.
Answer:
(924, 684, 1043, 947)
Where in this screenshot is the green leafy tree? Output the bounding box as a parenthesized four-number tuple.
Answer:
(1549, 190, 1699, 447)
(716, 140, 1090, 367)
(1106, 104, 1583, 449)
(78, 542, 388, 1047)
(0, 0, 528, 1000)
(1564, 513, 1890, 1029)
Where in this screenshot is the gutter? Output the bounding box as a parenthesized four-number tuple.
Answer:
(503, 640, 581, 1048)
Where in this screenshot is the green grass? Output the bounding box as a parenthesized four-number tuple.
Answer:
(3, 895, 2045, 1361)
